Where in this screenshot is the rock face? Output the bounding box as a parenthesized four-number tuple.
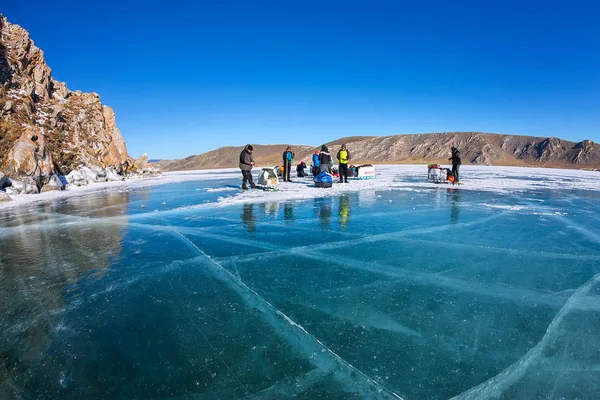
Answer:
(336, 133, 600, 168)
(157, 133, 600, 171)
(0, 14, 139, 193)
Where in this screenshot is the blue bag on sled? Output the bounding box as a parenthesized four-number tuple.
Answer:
(314, 172, 333, 188)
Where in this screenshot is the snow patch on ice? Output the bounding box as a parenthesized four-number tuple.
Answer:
(2, 165, 599, 211)
(479, 203, 528, 211)
(205, 187, 239, 192)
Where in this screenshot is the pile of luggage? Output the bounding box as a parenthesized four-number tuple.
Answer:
(348, 164, 376, 179)
(427, 164, 456, 183)
(258, 168, 279, 186)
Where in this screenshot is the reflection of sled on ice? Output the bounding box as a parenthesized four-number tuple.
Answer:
(427, 164, 456, 184)
(349, 164, 376, 180)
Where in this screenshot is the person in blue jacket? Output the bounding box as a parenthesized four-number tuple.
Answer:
(312, 150, 320, 176)
(282, 146, 295, 182)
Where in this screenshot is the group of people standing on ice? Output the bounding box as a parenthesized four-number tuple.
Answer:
(310, 144, 352, 183)
(309, 145, 351, 183)
(239, 143, 460, 189)
(238, 144, 352, 189)
(282, 144, 352, 183)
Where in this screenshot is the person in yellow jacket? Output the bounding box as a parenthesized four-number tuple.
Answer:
(336, 144, 351, 183)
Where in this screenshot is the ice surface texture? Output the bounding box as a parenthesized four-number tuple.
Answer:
(1, 166, 599, 399)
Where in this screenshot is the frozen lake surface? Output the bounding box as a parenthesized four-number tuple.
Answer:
(1, 165, 599, 399)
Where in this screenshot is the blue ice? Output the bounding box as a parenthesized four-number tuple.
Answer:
(1, 172, 600, 399)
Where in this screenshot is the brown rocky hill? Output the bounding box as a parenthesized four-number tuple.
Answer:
(155, 144, 317, 171)
(156, 132, 600, 171)
(340, 132, 599, 168)
(0, 14, 140, 192)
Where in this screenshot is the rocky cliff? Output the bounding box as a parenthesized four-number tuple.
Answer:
(156, 132, 600, 171)
(0, 14, 145, 197)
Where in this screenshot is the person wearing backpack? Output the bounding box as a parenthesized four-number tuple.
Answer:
(282, 146, 294, 182)
(448, 146, 462, 183)
(336, 144, 351, 183)
(318, 145, 332, 174)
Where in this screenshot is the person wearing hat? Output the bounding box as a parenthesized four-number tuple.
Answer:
(312, 149, 320, 176)
(336, 144, 351, 183)
(318, 145, 332, 174)
(448, 145, 462, 183)
(282, 146, 295, 182)
(296, 161, 308, 177)
(239, 144, 257, 189)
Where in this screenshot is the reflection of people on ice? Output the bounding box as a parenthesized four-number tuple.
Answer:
(282, 146, 294, 182)
(448, 146, 461, 184)
(296, 161, 308, 177)
(336, 144, 351, 183)
(314, 197, 332, 229)
(284, 202, 295, 224)
(241, 203, 256, 232)
(449, 188, 461, 224)
(338, 194, 350, 230)
(239, 144, 257, 190)
(312, 150, 320, 176)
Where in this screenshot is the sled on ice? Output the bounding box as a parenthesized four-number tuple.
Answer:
(314, 171, 333, 188)
(427, 164, 456, 184)
(349, 164, 376, 180)
(258, 168, 279, 187)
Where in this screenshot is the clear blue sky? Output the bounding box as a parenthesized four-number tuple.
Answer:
(3, 0, 599, 159)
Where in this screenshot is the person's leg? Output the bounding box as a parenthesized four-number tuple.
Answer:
(241, 170, 249, 189)
(452, 165, 459, 183)
(455, 165, 460, 183)
(286, 162, 292, 181)
(247, 171, 257, 188)
(341, 164, 348, 182)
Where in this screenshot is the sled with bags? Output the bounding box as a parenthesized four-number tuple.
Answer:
(314, 171, 333, 188)
(427, 164, 455, 184)
(258, 168, 279, 187)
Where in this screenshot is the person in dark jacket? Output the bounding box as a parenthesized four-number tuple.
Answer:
(318, 145, 332, 174)
(448, 146, 462, 183)
(239, 144, 257, 189)
(296, 161, 308, 177)
(336, 144, 351, 183)
(312, 150, 320, 176)
(282, 146, 294, 182)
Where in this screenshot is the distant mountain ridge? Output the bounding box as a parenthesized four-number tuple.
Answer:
(154, 144, 315, 171)
(154, 132, 600, 171)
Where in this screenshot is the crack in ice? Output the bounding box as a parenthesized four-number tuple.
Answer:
(163, 227, 405, 399)
(450, 273, 600, 399)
